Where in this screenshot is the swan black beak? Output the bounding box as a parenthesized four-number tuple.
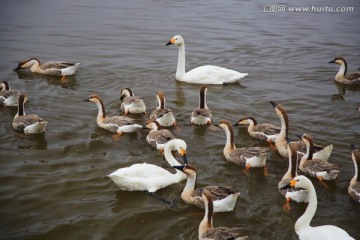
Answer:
(173, 165, 185, 171)
(182, 154, 188, 164)
(165, 41, 173, 46)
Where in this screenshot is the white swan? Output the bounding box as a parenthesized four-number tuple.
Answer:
(165, 35, 248, 84)
(107, 139, 187, 192)
(280, 176, 355, 240)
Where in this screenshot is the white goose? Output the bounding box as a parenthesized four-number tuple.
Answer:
(198, 190, 248, 240)
(149, 91, 176, 127)
(107, 139, 187, 192)
(278, 142, 308, 210)
(329, 57, 360, 85)
(119, 88, 146, 114)
(191, 85, 213, 125)
(349, 144, 360, 203)
(83, 94, 142, 134)
(280, 176, 355, 240)
(270, 101, 333, 160)
(0, 81, 21, 107)
(165, 35, 248, 84)
(297, 134, 339, 181)
(12, 95, 48, 134)
(145, 120, 175, 152)
(218, 119, 270, 170)
(173, 164, 240, 212)
(15, 58, 80, 76)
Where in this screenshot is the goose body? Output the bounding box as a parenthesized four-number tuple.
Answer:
(83, 94, 142, 134)
(349, 144, 360, 203)
(120, 88, 146, 114)
(0, 81, 21, 107)
(199, 190, 247, 240)
(236, 117, 280, 142)
(298, 134, 339, 181)
(165, 35, 248, 85)
(149, 91, 176, 127)
(280, 176, 355, 240)
(329, 57, 360, 85)
(278, 142, 309, 206)
(107, 139, 187, 192)
(15, 58, 80, 76)
(145, 121, 175, 151)
(270, 101, 333, 160)
(173, 164, 240, 212)
(12, 95, 47, 134)
(191, 85, 213, 125)
(218, 119, 270, 169)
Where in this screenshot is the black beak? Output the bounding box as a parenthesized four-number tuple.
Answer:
(351, 144, 357, 151)
(270, 101, 278, 108)
(328, 59, 336, 64)
(295, 134, 303, 140)
(279, 183, 293, 191)
(173, 165, 185, 171)
(182, 154, 188, 164)
(165, 41, 173, 46)
(233, 122, 240, 126)
(13, 66, 21, 71)
(83, 98, 90, 102)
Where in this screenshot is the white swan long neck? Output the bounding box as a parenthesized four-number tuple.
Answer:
(176, 43, 186, 79)
(164, 142, 182, 167)
(295, 183, 317, 233)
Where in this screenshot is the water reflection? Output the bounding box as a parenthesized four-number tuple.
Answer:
(331, 82, 360, 101)
(13, 131, 48, 150)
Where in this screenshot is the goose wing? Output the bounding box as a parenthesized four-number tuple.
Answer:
(150, 108, 172, 119)
(191, 108, 212, 118)
(104, 116, 135, 126)
(13, 114, 43, 130)
(41, 61, 77, 70)
(202, 227, 246, 240)
(253, 123, 281, 136)
(302, 159, 339, 174)
(345, 71, 360, 81)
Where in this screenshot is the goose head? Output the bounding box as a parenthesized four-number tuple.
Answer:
(145, 120, 160, 130)
(0, 81, 10, 91)
(15, 58, 40, 70)
(83, 94, 102, 103)
(120, 88, 134, 101)
(18, 94, 29, 105)
(165, 35, 184, 46)
(329, 56, 346, 65)
(236, 117, 256, 126)
(173, 164, 197, 177)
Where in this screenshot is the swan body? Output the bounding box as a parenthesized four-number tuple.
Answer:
(0, 81, 21, 107)
(278, 142, 309, 207)
(120, 88, 146, 114)
(298, 134, 339, 181)
(349, 144, 360, 203)
(280, 176, 355, 240)
(83, 94, 142, 134)
(107, 139, 187, 192)
(236, 117, 280, 142)
(198, 190, 248, 240)
(165, 35, 248, 84)
(149, 91, 176, 127)
(191, 85, 213, 125)
(145, 121, 175, 151)
(218, 119, 270, 169)
(270, 101, 333, 160)
(15, 58, 80, 76)
(12, 95, 47, 134)
(173, 164, 240, 212)
(329, 57, 360, 85)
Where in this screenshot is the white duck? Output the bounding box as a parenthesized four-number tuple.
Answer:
(278, 142, 308, 210)
(198, 190, 248, 240)
(149, 91, 176, 127)
(119, 88, 146, 114)
(349, 144, 360, 203)
(83, 94, 142, 134)
(0, 81, 21, 107)
(218, 119, 270, 171)
(329, 57, 360, 85)
(165, 35, 248, 84)
(173, 164, 240, 212)
(12, 95, 48, 134)
(270, 101, 333, 160)
(15, 58, 80, 77)
(280, 176, 355, 240)
(107, 139, 188, 192)
(191, 85, 213, 125)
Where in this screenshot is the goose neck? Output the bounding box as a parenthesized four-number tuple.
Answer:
(95, 100, 106, 123)
(181, 174, 196, 200)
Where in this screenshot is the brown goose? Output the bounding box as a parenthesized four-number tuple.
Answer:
(149, 91, 176, 127)
(349, 144, 360, 203)
(329, 57, 360, 85)
(191, 85, 213, 125)
(173, 164, 240, 212)
(145, 120, 175, 152)
(0, 81, 21, 107)
(236, 116, 280, 142)
(12, 95, 47, 134)
(119, 88, 146, 114)
(15, 58, 80, 76)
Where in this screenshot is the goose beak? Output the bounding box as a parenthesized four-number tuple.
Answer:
(233, 122, 240, 126)
(173, 165, 185, 171)
(328, 59, 336, 64)
(13, 66, 21, 71)
(295, 134, 303, 140)
(82, 98, 90, 102)
(270, 101, 279, 108)
(351, 144, 357, 151)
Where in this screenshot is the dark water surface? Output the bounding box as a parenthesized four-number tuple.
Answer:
(0, 0, 359, 239)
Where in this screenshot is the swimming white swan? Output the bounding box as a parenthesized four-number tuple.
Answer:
(107, 139, 187, 192)
(280, 176, 355, 240)
(165, 35, 248, 84)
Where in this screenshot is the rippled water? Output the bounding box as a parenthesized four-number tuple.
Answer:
(0, 0, 359, 239)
